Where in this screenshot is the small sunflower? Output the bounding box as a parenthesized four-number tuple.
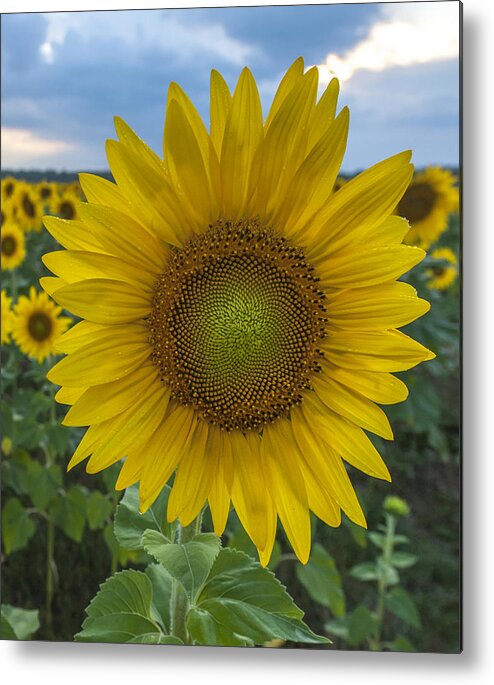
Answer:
(54, 191, 79, 221)
(16, 183, 43, 232)
(37, 181, 57, 209)
(425, 247, 458, 291)
(1, 290, 16, 343)
(398, 166, 459, 249)
(1, 176, 18, 202)
(13, 287, 71, 363)
(1, 222, 26, 270)
(42, 59, 434, 565)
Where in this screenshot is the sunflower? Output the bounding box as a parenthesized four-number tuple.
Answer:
(37, 181, 57, 210)
(42, 59, 434, 565)
(12, 286, 71, 363)
(53, 190, 79, 221)
(16, 183, 43, 232)
(1, 290, 16, 343)
(398, 166, 459, 249)
(1, 176, 18, 202)
(425, 247, 458, 291)
(1, 222, 26, 270)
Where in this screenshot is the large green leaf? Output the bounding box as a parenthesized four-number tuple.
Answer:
(346, 606, 378, 647)
(1, 498, 36, 554)
(114, 484, 174, 550)
(296, 543, 345, 617)
(145, 564, 173, 633)
(142, 530, 221, 601)
(75, 570, 176, 644)
(1, 604, 40, 640)
(50, 485, 87, 542)
(187, 548, 329, 647)
(384, 587, 421, 629)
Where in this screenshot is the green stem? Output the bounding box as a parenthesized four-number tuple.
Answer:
(169, 515, 203, 644)
(45, 517, 55, 635)
(371, 513, 396, 651)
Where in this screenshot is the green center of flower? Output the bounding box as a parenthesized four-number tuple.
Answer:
(28, 312, 53, 341)
(148, 219, 327, 431)
(1, 235, 17, 257)
(397, 182, 437, 223)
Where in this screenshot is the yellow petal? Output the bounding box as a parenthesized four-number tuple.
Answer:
(48, 325, 150, 386)
(326, 281, 430, 329)
(139, 405, 196, 512)
(307, 77, 340, 149)
(169, 421, 219, 526)
(261, 421, 311, 564)
(304, 151, 413, 257)
(63, 363, 158, 426)
(43, 216, 104, 252)
(230, 430, 272, 553)
(220, 67, 263, 218)
(210, 69, 232, 157)
(291, 406, 367, 527)
(51, 278, 151, 324)
(78, 172, 136, 217)
(264, 57, 305, 131)
(312, 374, 394, 440)
(322, 329, 435, 372)
(55, 385, 86, 405)
(321, 363, 409, 405)
(317, 245, 425, 288)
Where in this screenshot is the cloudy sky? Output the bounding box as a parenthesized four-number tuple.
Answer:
(1, 1, 460, 173)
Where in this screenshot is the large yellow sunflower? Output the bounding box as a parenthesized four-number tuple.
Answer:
(426, 247, 458, 291)
(12, 286, 71, 363)
(1, 222, 26, 270)
(398, 166, 459, 249)
(42, 59, 434, 565)
(1, 290, 15, 343)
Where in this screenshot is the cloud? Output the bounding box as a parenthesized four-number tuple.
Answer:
(1, 127, 77, 167)
(40, 10, 255, 67)
(316, 2, 459, 84)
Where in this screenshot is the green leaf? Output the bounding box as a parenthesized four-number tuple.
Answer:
(1, 498, 36, 554)
(347, 606, 378, 647)
(227, 519, 281, 570)
(384, 633, 417, 652)
(296, 543, 345, 616)
(75, 570, 167, 644)
(26, 461, 61, 511)
(0, 615, 17, 640)
(142, 530, 221, 601)
(188, 548, 329, 647)
(1, 604, 40, 640)
(324, 616, 348, 640)
(384, 587, 421, 629)
(377, 558, 400, 585)
(114, 483, 173, 550)
(368, 532, 385, 549)
(50, 485, 87, 542)
(86, 491, 113, 530)
(349, 561, 379, 581)
(1, 450, 32, 495)
(390, 552, 418, 569)
(145, 564, 173, 633)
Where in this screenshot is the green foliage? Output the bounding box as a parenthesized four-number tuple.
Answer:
(187, 549, 329, 647)
(2, 498, 36, 554)
(50, 485, 88, 542)
(1, 604, 40, 640)
(142, 531, 221, 601)
(114, 483, 174, 549)
(75, 570, 181, 644)
(296, 543, 345, 617)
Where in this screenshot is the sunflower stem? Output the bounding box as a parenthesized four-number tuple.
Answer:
(370, 513, 396, 650)
(169, 516, 203, 644)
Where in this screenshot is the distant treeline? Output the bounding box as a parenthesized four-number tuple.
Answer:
(1, 170, 114, 183)
(2, 167, 459, 185)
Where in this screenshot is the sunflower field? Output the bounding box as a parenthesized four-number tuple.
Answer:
(1, 66, 460, 653)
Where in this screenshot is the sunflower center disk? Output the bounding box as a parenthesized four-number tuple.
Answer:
(148, 219, 327, 431)
(1, 236, 17, 256)
(398, 182, 437, 223)
(28, 312, 53, 341)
